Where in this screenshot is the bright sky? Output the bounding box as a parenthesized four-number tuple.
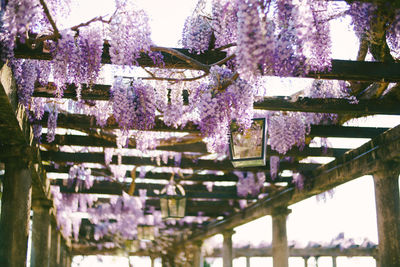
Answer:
(60, 1, 400, 267)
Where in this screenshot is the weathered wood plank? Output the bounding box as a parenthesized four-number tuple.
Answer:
(14, 43, 400, 81)
(42, 134, 348, 157)
(254, 97, 400, 115)
(71, 244, 378, 257)
(207, 246, 377, 258)
(34, 84, 400, 116)
(40, 111, 389, 138)
(45, 165, 293, 183)
(14, 43, 227, 69)
(50, 179, 257, 200)
(43, 134, 208, 153)
(41, 151, 321, 172)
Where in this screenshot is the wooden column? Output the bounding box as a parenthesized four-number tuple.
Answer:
(271, 207, 291, 267)
(150, 257, 155, 267)
(245, 256, 250, 267)
(303, 257, 309, 267)
(192, 241, 203, 267)
(332, 256, 337, 267)
(373, 166, 400, 267)
(31, 199, 52, 267)
(222, 229, 235, 267)
(161, 254, 175, 267)
(49, 224, 61, 267)
(0, 158, 32, 267)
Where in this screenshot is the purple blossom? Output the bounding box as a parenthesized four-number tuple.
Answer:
(109, 1, 152, 66)
(182, 15, 213, 54)
(46, 105, 58, 143)
(270, 156, 280, 180)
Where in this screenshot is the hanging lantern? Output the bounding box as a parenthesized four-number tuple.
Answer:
(124, 239, 140, 252)
(160, 176, 186, 220)
(137, 214, 155, 241)
(137, 224, 155, 241)
(229, 118, 267, 168)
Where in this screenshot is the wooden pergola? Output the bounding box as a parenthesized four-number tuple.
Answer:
(1, 28, 400, 267)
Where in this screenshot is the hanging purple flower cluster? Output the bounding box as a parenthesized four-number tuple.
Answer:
(109, 0, 152, 66)
(76, 26, 104, 86)
(306, 0, 332, 72)
(182, 15, 213, 54)
(15, 60, 37, 111)
(1, 0, 42, 45)
(132, 80, 156, 130)
(46, 105, 58, 143)
(388, 10, 400, 57)
(190, 66, 253, 153)
(68, 164, 93, 191)
(235, 171, 265, 197)
(348, 2, 377, 38)
(51, 28, 104, 97)
(110, 78, 156, 132)
(268, 112, 309, 155)
(89, 192, 162, 242)
(110, 77, 136, 130)
(215, 0, 333, 79)
(211, 0, 238, 48)
(268, 79, 355, 155)
(236, 0, 275, 80)
(349, 2, 400, 58)
(51, 186, 98, 240)
(270, 156, 280, 180)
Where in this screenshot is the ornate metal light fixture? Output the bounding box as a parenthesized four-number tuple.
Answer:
(137, 224, 155, 241)
(229, 118, 267, 168)
(160, 175, 186, 220)
(137, 215, 155, 241)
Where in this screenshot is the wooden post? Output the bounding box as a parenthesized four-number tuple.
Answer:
(222, 229, 235, 267)
(161, 254, 175, 267)
(31, 199, 52, 267)
(332, 256, 337, 267)
(373, 166, 400, 267)
(65, 251, 71, 267)
(150, 257, 155, 267)
(192, 241, 203, 267)
(245, 256, 250, 267)
(0, 158, 32, 267)
(303, 257, 309, 267)
(271, 207, 291, 267)
(50, 223, 61, 267)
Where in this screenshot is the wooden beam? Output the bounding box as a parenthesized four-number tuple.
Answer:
(182, 124, 400, 242)
(34, 85, 400, 116)
(14, 43, 227, 70)
(42, 134, 349, 158)
(206, 246, 378, 258)
(51, 178, 262, 200)
(42, 134, 208, 153)
(14, 43, 400, 81)
(254, 97, 400, 115)
(44, 165, 293, 183)
(40, 112, 388, 138)
(41, 112, 200, 133)
(40, 151, 321, 172)
(309, 125, 387, 138)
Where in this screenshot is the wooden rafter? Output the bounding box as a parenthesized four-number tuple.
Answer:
(14, 42, 400, 81)
(40, 151, 321, 172)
